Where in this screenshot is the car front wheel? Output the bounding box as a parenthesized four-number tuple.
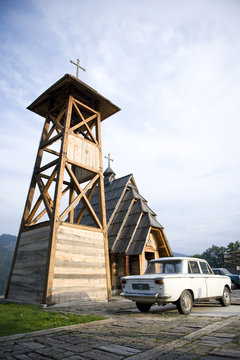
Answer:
(176, 290, 193, 315)
(219, 286, 231, 307)
(136, 302, 152, 313)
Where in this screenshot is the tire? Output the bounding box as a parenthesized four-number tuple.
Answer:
(136, 302, 152, 313)
(176, 290, 193, 315)
(219, 286, 231, 307)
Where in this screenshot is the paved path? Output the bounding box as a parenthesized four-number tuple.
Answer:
(1, 290, 240, 359)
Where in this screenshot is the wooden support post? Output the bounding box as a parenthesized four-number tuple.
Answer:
(96, 110, 111, 299)
(43, 95, 73, 304)
(139, 254, 144, 275)
(125, 255, 130, 276)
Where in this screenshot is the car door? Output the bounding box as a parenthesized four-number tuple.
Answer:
(188, 261, 207, 299)
(199, 261, 222, 297)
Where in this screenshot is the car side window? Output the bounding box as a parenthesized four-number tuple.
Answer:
(165, 263, 175, 273)
(199, 262, 210, 274)
(188, 261, 200, 274)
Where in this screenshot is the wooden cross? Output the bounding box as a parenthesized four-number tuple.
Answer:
(70, 58, 86, 78)
(104, 153, 114, 167)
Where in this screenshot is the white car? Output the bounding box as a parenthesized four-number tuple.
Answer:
(121, 257, 231, 315)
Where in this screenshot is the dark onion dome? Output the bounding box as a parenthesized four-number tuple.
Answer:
(104, 166, 116, 178)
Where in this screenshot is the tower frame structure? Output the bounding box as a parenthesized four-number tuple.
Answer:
(5, 74, 120, 304)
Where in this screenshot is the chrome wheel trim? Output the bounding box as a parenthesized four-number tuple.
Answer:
(183, 293, 191, 310)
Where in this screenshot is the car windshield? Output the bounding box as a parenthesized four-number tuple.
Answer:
(145, 260, 182, 274)
(221, 268, 231, 275)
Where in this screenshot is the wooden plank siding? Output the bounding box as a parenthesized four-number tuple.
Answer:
(7, 226, 50, 302)
(51, 224, 108, 303)
(67, 134, 100, 171)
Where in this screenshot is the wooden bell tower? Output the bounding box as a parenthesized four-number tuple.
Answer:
(5, 74, 120, 304)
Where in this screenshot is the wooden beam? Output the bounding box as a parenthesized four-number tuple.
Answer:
(76, 180, 98, 224)
(22, 118, 51, 224)
(73, 102, 97, 144)
(36, 175, 53, 219)
(70, 113, 97, 133)
(44, 148, 60, 157)
(68, 164, 75, 223)
(49, 111, 65, 132)
(111, 198, 135, 250)
(139, 254, 144, 275)
(43, 94, 73, 304)
(125, 212, 144, 253)
(81, 190, 102, 229)
(107, 186, 131, 229)
(95, 110, 111, 299)
(74, 98, 98, 115)
(61, 163, 100, 225)
(40, 132, 62, 150)
(26, 194, 43, 225)
(67, 158, 99, 176)
(30, 208, 47, 226)
(124, 255, 130, 276)
(46, 123, 56, 140)
(26, 164, 58, 224)
(36, 159, 58, 174)
(40, 173, 70, 186)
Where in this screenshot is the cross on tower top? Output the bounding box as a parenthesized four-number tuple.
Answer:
(70, 58, 86, 78)
(104, 153, 114, 168)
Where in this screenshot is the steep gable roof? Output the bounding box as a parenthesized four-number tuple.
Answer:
(75, 169, 171, 256)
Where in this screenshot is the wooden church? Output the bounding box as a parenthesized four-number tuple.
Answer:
(5, 68, 172, 304)
(75, 162, 173, 293)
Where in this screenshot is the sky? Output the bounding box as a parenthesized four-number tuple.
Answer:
(0, 0, 240, 255)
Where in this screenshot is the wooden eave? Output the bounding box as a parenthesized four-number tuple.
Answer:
(27, 74, 121, 121)
(150, 227, 173, 257)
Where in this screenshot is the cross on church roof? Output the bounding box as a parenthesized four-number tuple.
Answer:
(70, 58, 86, 78)
(104, 153, 114, 167)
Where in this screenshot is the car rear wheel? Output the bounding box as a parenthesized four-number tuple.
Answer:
(219, 286, 231, 307)
(136, 302, 152, 313)
(176, 290, 193, 315)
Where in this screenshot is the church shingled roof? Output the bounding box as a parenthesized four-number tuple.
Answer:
(74, 169, 168, 255)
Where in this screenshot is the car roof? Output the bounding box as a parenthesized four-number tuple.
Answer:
(150, 257, 208, 263)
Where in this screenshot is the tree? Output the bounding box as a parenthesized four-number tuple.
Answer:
(193, 245, 226, 267)
(192, 240, 240, 268)
(226, 241, 240, 252)
(201, 245, 227, 267)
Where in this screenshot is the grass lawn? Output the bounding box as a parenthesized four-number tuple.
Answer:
(0, 302, 105, 337)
